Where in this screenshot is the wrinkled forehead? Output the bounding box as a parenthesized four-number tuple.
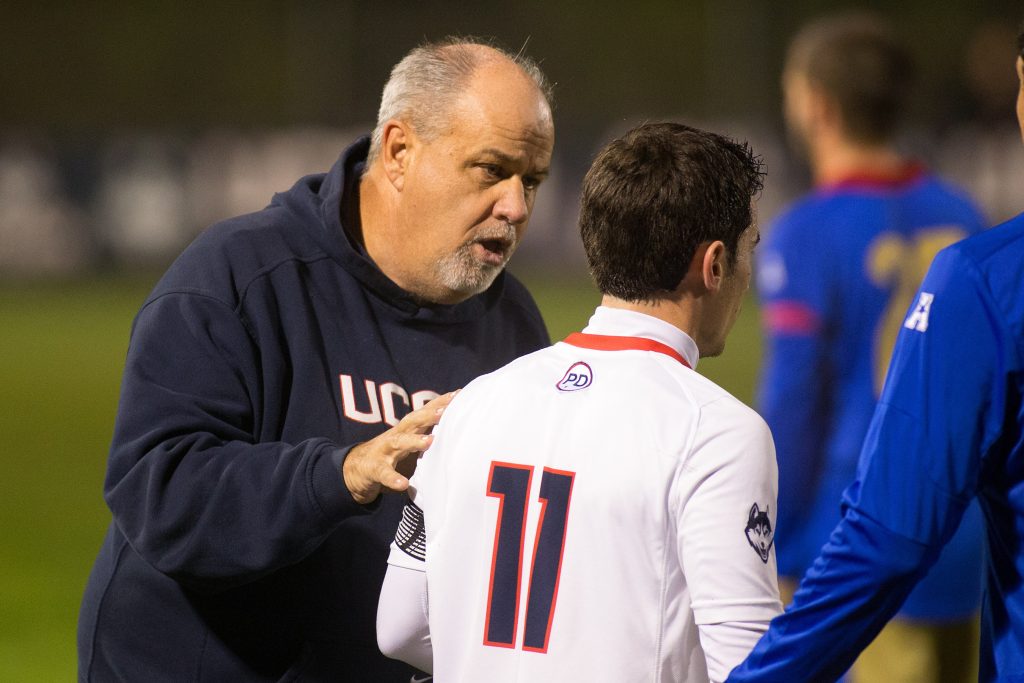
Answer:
(445, 74, 554, 159)
(467, 60, 552, 128)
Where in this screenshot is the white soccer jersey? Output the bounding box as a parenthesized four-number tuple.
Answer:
(386, 306, 781, 682)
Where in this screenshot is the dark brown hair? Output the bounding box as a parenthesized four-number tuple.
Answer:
(579, 122, 764, 302)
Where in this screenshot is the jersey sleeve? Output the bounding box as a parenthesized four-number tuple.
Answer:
(754, 212, 833, 567)
(103, 292, 374, 593)
(672, 401, 783, 628)
(757, 211, 833, 325)
(387, 409, 453, 572)
(698, 621, 774, 683)
(728, 244, 1013, 682)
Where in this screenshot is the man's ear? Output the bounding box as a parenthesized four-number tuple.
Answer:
(808, 85, 843, 136)
(380, 121, 413, 192)
(701, 240, 727, 293)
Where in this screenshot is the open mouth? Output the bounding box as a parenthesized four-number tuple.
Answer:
(473, 238, 511, 266)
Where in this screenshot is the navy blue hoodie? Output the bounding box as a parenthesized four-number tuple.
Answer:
(78, 137, 549, 681)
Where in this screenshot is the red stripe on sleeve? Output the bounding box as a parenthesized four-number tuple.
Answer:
(762, 301, 821, 335)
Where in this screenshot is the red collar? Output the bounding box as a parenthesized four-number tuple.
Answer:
(821, 162, 926, 193)
(562, 332, 692, 369)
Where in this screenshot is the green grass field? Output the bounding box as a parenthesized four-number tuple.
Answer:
(0, 272, 762, 681)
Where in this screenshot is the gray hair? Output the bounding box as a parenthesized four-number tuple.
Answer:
(367, 37, 554, 164)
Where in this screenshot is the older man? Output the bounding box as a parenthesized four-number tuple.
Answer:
(78, 39, 555, 682)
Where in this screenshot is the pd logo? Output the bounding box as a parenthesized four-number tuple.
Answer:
(556, 362, 593, 392)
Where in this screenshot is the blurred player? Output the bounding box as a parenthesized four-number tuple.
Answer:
(377, 122, 781, 682)
(728, 26, 1024, 683)
(757, 14, 986, 681)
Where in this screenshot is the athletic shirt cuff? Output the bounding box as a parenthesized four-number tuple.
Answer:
(309, 444, 383, 523)
(692, 598, 784, 626)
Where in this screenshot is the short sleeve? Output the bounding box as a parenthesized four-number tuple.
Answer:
(387, 415, 453, 572)
(672, 402, 783, 625)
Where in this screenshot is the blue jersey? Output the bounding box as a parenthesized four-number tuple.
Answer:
(729, 214, 1024, 682)
(756, 166, 987, 619)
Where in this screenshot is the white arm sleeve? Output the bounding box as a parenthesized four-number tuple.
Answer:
(377, 406, 453, 675)
(376, 563, 432, 674)
(697, 619, 770, 682)
(672, 400, 782, 678)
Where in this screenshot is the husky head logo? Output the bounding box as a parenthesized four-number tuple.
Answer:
(744, 503, 774, 563)
(556, 362, 593, 392)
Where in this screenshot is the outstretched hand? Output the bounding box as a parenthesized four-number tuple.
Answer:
(343, 392, 456, 504)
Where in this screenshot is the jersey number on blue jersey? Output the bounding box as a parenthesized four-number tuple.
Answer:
(866, 226, 967, 393)
(483, 461, 575, 653)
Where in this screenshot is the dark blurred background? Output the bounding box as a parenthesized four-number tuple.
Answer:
(2, 0, 1022, 277)
(1, 2, 1022, 679)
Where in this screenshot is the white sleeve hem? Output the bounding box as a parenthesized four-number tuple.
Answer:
(698, 619, 772, 682)
(692, 598, 783, 625)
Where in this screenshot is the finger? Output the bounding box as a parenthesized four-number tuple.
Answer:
(397, 391, 458, 433)
(376, 461, 409, 492)
(389, 433, 434, 485)
(384, 432, 433, 459)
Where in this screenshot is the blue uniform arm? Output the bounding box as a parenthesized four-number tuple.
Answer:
(756, 329, 829, 566)
(756, 224, 833, 576)
(730, 244, 1007, 681)
(727, 503, 945, 682)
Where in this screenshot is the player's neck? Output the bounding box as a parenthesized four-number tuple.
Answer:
(599, 296, 699, 344)
(811, 136, 906, 186)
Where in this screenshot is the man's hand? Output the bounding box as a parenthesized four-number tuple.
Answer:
(343, 392, 456, 504)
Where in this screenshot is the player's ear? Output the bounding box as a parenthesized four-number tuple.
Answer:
(701, 240, 727, 293)
(380, 120, 414, 192)
(810, 86, 841, 133)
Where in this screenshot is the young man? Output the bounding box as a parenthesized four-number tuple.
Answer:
(378, 122, 781, 682)
(78, 39, 554, 682)
(728, 28, 1024, 683)
(757, 15, 986, 680)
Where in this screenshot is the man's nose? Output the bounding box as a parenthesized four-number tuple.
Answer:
(494, 178, 529, 225)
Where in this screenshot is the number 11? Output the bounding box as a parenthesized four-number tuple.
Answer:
(483, 461, 575, 653)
